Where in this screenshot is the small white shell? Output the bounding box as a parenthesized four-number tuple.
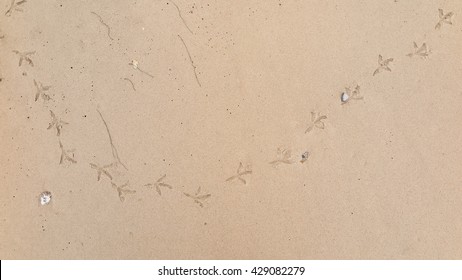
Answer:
(341, 92, 349, 103)
(130, 60, 139, 69)
(40, 191, 52, 206)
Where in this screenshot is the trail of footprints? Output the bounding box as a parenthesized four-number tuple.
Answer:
(4, 4, 456, 207)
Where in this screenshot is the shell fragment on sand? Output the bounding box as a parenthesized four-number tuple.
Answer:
(40, 191, 52, 205)
(300, 151, 310, 163)
(341, 92, 350, 103)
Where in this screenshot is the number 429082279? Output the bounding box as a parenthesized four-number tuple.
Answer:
(250, 267, 305, 276)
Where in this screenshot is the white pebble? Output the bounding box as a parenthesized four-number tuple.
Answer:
(341, 92, 349, 103)
(40, 191, 52, 206)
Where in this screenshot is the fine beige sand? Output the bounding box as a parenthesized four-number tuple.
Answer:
(1, 0, 461, 259)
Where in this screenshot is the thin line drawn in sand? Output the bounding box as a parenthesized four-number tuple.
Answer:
(373, 55, 394, 76)
(91, 11, 114, 40)
(5, 0, 27, 17)
(59, 140, 77, 165)
(407, 42, 431, 58)
(89, 163, 114, 181)
(33, 79, 53, 102)
(47, 110, 68, 136)
(341, 85, 363, 105)
(178, 34, 201, 87)
(305, 111, 327, 133)
(300, 151, 309, 163)
(435, 9, 454, 30)
(269, 147, 295, 167)
(12, 50, 35, 67)
(111, 181, 136, 202)
(129, 60, 154, 79)
(123, 78, 136, 91)
(144, 174, 173, 196)
(183, 186, 211, 208)
(170, 1, 193, 34)
(225, 162, 252, 184)
(97, 109, 128, 170)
